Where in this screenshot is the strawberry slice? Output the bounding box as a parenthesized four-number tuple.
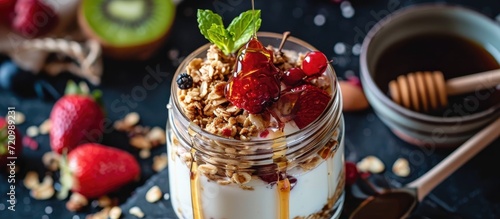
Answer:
(59, 143, 141, 199)
(292, 84, 331, 129)
(50, 80, 104, 154)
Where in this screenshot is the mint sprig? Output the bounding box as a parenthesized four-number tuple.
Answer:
(197, 9, 262, 55)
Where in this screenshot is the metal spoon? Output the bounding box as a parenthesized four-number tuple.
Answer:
(349, 117, 500, 219)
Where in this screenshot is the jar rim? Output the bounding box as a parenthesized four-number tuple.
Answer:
(169, 31, 341, 145)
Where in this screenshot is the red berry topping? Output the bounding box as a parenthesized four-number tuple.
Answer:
(345, 161, 359, 186)
(236, 38, 274, 72)
(291, 84, 331, 129)
(12, 0, 59, 38)
(302, 51, 329, 76)
(282, 67, 306, 86)
(226, 38, 281, 114)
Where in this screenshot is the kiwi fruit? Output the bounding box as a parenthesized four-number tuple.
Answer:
(78, 0, 176, 60)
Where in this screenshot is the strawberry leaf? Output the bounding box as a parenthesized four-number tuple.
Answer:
(64, 80, 81, 95)
(58, 149, 74, 200)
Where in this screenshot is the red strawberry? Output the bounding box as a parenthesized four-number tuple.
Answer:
(12, 0, 58, 38)
(60, 143, 141, 199)
(226, 37, 281, 114)
(50, 80, 104, 154)
(0, 116, 22, 170)
(292, 84, 331, 129)
(0, 0, 16, 26)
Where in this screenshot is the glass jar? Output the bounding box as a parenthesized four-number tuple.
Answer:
(166, 32, 345, 219)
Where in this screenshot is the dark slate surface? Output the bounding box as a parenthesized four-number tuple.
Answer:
(1, 0, 499, 218)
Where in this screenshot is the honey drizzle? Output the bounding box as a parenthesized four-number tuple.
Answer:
(188, 125, 204, 219)
(277, 178, 291, 219)
(272, 137, 289, 219)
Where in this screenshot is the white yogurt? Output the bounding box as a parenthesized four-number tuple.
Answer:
(167, 135, 344, 219)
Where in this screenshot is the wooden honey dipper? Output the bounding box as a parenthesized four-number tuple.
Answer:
(389, 69, 500, 112)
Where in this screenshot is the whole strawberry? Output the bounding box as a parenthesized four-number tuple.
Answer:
(0, 116, 22, 170)
(50, 80, 104, 154)
(59, 143, 141, 199)
(12, 0, 58, 38)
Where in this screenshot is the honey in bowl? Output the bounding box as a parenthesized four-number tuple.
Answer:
(374, 33, 500, 116)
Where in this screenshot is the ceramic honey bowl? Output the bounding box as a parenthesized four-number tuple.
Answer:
(359, 4, 500, 148)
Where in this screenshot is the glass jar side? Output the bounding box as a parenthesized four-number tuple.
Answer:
(166, 32, 345, 219)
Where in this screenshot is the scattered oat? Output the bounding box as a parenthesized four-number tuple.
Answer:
(113, 120, 127, 131)
(26, 126, 39, 137)
(30, 185, 55, 200)
(86, 207, 111, 219)
(39, 119, 51, 135)
(66, 193, 88, 212)
(30, 175, 55, 200)
(97, 196, 113, 208)
(108, 206, 122, 219)
(131, 125, 149, 136)
(152, 154, 168, 172)
(13, 111, 25, 124)
(42, 152, 60, 171)
(145, 186, 162, 203)
(392, 158, 411, 177)
(124, 112, 140, 127)
(357, 155, 385, 174)
(23, 171, 40, 189)
(113, 112, 141, 132)
(147, 126, 166, 146)
(139, 148, 151, 159)
(129, 206, 145, 218)
(130, 136, 152, 149)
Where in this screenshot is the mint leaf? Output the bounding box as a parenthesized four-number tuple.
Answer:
(197, 9, 261, 55)
(207, 24, 233, 55)
(197, 9, 224, 42)
(228, 10, 262, 53)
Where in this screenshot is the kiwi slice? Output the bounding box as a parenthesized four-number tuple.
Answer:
(78, 0, 176, 60)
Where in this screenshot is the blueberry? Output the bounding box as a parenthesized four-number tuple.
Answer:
(176, 73, 193, 90)
(0, 60, 36, 96)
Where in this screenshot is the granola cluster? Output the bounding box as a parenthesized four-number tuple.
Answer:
(177, 45, 304, 140)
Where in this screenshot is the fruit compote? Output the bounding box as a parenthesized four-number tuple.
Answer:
(166, 32, 345, 219)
